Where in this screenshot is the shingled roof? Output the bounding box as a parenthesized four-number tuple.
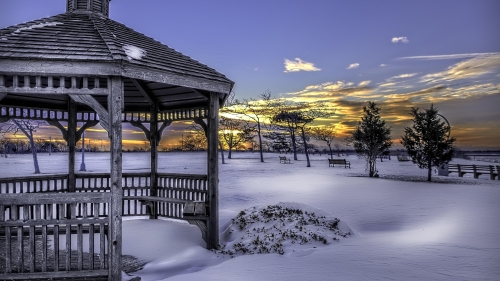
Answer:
(0, 1, 234, 113)
(0, 12, 233, 88)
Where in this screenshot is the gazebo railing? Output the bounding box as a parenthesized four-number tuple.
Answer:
(0, 173, 208, 220)
(0, 175, 68, 194)
(0, 192, 110, 280)
(156, 173, 208, 219)
(0, 172, 210, 279)
(74, 172, 208, 219)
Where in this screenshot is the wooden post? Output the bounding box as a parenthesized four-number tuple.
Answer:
(207, 92, 219, 249)
(149, 104, 158, 219)
(68, 99, 77, 192)
(108, 76, 123, 281)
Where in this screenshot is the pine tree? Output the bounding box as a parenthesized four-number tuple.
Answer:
(348, 102, 392, 177)
(401, 105, 455, 182)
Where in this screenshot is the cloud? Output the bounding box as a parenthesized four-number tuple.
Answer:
(284, 58, 321, 73)
(392, 37, 409, 43)
(347, 63, 359, 70)
(420, 54, 500, 83)
(378, 82, 396, 88)
(388, 73, 418, 80)
(286, 81, 373, 101)
(380, 64, 388, 67)
(398, 52, 500, 60)
(358, 80, 371, 87)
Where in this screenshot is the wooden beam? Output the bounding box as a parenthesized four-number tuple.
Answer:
(0, 60, 121, 76)
(157, 121, 172, 143)
(129, 121, 151, 142)
(76, 120, 99, 143)
(123, 64, 233, 95)
(193, 118, 208, 137)
(149, 102, 159, 219)
(206, 92, 220, 250)
(0, 87, 108, 95)
(46, 120, 69, 143)
(108, 76, 123, 281)
(69, 94, 110, 133)
(45, 119, 97, 145)
(130, 78, 156, 105)
(67, 100, 77, 193)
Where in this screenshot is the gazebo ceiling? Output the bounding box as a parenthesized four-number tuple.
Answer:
(0, 0, 234, 112)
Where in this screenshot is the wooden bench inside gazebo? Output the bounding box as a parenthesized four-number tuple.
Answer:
(0, 1, 234, 280)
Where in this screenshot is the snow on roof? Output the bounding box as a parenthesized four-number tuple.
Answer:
(1, 22, 64, 40)
(122, 44, 147, 60)
(13, 22, 63, 34)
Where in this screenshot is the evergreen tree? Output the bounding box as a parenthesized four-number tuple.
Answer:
(401, 105, 455, 182)
(348, 102, 392, 177)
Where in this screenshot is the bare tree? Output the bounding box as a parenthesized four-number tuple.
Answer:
(0, 138, 8, 157)
(192, 118, 227, 164)
(228, 90, 274, 162)
(311, 126, 337, 159)
(272, 101, 335, 167)
(180, 132, 207, 151)
(219, 116, 255, 159)
(333, 143, 341, 156)
(0, 118, 47, 173)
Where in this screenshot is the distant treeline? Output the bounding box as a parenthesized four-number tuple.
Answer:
(0, 138, 103, 154)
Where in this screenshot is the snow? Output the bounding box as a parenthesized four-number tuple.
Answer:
(13, 22, 63, 34)
(0, 21, 63, 40)
(123, 44, 147, 60)
(1, 152, 500, 280)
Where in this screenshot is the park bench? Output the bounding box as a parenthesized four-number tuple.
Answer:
(328, 158, 351, 168)
(397, 155, 411, 161)
(279, 156, 291, 164)
(126, 196, 207, 219)
(448, 164, 499, 180)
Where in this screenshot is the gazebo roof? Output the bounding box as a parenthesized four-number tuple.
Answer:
(0, 0, 234, 113)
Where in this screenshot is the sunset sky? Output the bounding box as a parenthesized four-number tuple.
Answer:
(1, 0, 499, 150)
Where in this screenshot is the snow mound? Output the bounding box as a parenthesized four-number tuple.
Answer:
(218, 202, 353, 256)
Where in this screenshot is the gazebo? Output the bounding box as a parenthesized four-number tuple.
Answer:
(0, 0, 234, 280)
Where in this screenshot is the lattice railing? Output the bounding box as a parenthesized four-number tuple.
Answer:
(0, 106, 101, 122)
(121, 107, 208, 122)
(158, 107, 208, 121)
(0, 75, 109, 95)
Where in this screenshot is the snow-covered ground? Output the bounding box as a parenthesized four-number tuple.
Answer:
(1, 152, 499, 281)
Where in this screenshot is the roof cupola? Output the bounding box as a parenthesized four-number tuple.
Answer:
(66, 0, 110, 17)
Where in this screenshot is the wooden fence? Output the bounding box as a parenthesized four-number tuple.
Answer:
(0, 192, 111, 280)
